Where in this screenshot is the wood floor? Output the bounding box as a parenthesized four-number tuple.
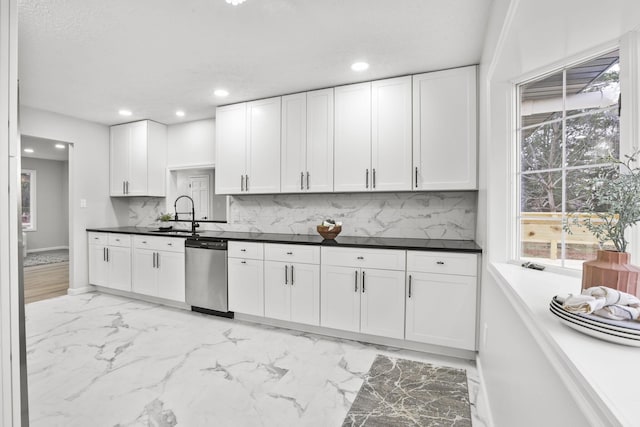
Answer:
(24, 261, 69, 304)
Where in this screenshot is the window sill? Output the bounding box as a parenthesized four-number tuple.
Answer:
(488, 262, 638, 426)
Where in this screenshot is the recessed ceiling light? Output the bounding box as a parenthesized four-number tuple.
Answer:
(176, 110, 185, 117)
(118, 109, 132, 116)
(351, 62, 369, 72)
(23, 148, 34, 153)
(214, 89, 229, 97)
(225, 0, 247, 5)
(55, 144, 66, 149)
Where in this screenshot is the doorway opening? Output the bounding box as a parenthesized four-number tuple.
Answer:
(21, 135, 72, 304)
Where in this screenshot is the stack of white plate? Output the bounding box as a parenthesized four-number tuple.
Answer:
(549, 296, 640, 347)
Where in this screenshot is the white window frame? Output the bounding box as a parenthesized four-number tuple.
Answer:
(21, 169, 36, 231)
(511, 35, 640, 272)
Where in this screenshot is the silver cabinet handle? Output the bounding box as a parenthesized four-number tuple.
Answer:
(372, 169, 376, 189)
(122, 181, 125, 194)
(362, 271, 365, 293)
(291, 265, 294, 285)
(415, 166, 418, 188)
(115, 238, 120, 242)
(156, 252, 160, 269)
(142, 241, 147, 244)
(285, 265, 288, 284)
(365, 169, 369, 189)
(356, 256, 364, 260)
(306, 171, 310, 190)
(106, 248, 109, 262)
(240, 249, 246, 252)
(241, 260, 247, 264)
(152, 252, 156, 268)
(436, 261, 445, 265)
(127, 181, 130, 194)
(103, 247, 106, 261)
(301, 172, 304, 190)
(167, 243, 172, 246)
(354, 270, 358, 292)
(286, 252, 293, 255)
(245, 175, 249, 192)
(408, 275, 412, 298)
(241, 175, 244, 192)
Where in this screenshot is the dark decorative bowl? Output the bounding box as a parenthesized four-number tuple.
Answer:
(317, 225, 342, 240)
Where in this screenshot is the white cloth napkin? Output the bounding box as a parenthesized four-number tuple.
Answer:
(562, 286, 640, 321)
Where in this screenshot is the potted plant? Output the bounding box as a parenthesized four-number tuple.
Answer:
(156, 212, 174, 230)
(565, 151, 640, 296)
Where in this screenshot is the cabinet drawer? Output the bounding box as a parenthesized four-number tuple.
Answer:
(228, 241, 264, 259)
(108, 234, 131, 247)
(407, 251, 477, 276)
(264, 244, 320, 264)
(133, 235, 185, 253)
(88, 232, 108, 245)
(321, 247, 405, 271)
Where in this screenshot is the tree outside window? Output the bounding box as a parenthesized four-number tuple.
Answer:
(21, 169, 36, 231)
(517, 50, 620, 268)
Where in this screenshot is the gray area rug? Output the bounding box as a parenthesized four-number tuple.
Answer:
(24, 249, 69, 267)
(343, 355, 471, 427)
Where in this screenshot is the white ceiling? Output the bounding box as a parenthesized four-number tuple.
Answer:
(21, 135, 69, 161)
(18, 0, 492, 126)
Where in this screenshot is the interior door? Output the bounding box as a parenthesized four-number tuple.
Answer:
(189, 174, 210, 220)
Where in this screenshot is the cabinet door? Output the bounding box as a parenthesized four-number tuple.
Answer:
(264, 260, 291, 321)
(306, 88, 334, 193)
(247, 97, 281, 194)
(405, 272, 477, 350)
(320, 265, 360, 332)
(359, 268, 405, 339)
(88, 245, 108, 286)
(126, 121, 149, 196)
(413, 66, 477, 190)
(289, 262, 320, 326)
(215, 103, 247, 194)
(334, 82, 372, 192)
(108, 246, 132, 292)
(132, 248, 156, 296)
(281, 93, 307, 193)
(371, 76, 412, 191)
(110, 123, 130, 196)
(228, 257, 264, 316)
(157, 251, 185, 302)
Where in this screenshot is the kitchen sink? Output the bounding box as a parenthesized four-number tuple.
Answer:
(151, 229, 194, 235)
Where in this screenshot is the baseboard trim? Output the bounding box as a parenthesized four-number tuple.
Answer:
(27, 245, 69, 254)
(235, 313, 476, 361)
(67, 286, 95, 296)
(475, 356, 496, 427)
(93, 286, 190, 310)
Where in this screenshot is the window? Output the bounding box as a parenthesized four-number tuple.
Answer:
(517, 50, 620, 269)
(21, 169, 36, 231)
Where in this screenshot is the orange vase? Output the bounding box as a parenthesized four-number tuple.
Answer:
(582, 250, 640, 297)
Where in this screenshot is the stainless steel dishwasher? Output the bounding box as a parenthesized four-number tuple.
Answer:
(185, 238, 233, 318)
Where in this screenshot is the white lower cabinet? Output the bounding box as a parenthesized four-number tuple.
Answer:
(228, 242, 265, 316)
(405, 251, 478, 350)
(320, 247, 406, 339)
(132, 236, 185, 303)
(88, 233, 132, 291)
(263, 243, 320, 325)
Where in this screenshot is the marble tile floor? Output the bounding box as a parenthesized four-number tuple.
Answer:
(26, 293, 489, 427)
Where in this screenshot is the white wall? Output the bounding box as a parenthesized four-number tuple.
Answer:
(21, 157, 69, 251)
(478, 0, 640, 424)
(19, 106, 120, 291)
(167, 118, 215, 167)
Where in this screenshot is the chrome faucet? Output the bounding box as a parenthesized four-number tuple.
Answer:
(174, 195, 200, 235)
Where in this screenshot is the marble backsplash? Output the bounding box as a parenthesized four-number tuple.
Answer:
(124, 192, 477, 240)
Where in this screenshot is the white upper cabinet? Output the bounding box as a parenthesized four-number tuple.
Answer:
(371, 76, 413, 191)
(334, 82, 372, 192)
(110, 120, 167, 197)
(247, 97, 281, 194)
(413, 66, 477, 190)
(216, 98, 281, 194)
(334, 77, 412, 192)
(281, 89, 334, 193)
(215, 103, 248, 194)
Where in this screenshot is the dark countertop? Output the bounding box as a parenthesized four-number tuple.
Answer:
(87, 226, 482, 253)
